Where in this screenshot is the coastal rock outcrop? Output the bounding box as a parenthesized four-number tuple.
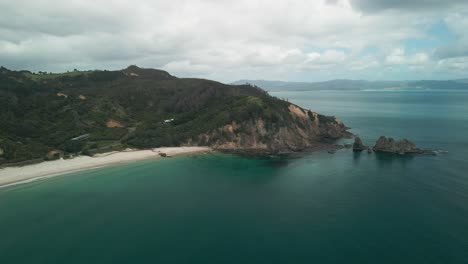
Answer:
(373, 136, 432, 155)
(195, 105, 352, 154)
(352, 137, 368, 152)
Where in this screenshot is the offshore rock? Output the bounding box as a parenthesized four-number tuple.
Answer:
(373, 136, 433, 155)
(353, 137, 368, 152)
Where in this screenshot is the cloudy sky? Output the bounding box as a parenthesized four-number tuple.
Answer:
(1, 0, 468, 82)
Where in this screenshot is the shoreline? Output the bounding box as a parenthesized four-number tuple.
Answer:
(0, 147, 212, 189)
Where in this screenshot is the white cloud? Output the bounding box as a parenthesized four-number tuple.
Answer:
(437, 57, 468, 71)
(434, 12, 468, 59)
(0, 0, 467, 81)
(385, 49, 428, 65)
(385, 49, 406, 65)
(300, 50, 348, 70)
(163, 60, 212, 76)
(349, 57, 379, 71)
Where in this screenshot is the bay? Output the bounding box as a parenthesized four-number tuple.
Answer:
(1, 90, 467, 263)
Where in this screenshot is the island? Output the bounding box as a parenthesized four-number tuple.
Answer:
(372, 136, 435, 155)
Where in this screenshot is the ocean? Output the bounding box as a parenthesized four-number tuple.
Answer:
(1, 90, 467, 263)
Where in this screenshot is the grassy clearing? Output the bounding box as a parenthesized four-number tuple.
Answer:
(24, 70, 95, 80)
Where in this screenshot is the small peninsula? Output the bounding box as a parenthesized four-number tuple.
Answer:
(0, 66, 351, 168)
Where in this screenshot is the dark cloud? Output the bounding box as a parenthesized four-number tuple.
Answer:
(349, 0, 468, 12)
(435, 42, 468, 59)
(0, 1, 127, 38)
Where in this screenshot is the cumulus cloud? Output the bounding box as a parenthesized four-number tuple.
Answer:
(385, 49, 428, 65)
(0, 0, 467, 81)
(434, 12, 468, 59)
(349, 57, 379, 71)
(163, 60, 212, 76)
(437, 57, 468, 72)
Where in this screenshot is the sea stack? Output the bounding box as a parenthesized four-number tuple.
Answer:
(353, 137, 368, 152)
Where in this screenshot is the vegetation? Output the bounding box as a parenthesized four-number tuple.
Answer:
(0, 66, 276, 163)
(0, 65, 347, 165)
(23, 70, 96, 81)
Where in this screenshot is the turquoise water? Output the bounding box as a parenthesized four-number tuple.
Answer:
(1, 90, 468, 263)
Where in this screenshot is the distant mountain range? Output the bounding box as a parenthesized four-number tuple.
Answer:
(232, 79, 468, 91)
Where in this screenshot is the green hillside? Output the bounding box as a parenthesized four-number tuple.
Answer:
(0, 66, 350, 165)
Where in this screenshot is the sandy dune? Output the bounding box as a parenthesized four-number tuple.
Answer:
(0, 147, 212, 188)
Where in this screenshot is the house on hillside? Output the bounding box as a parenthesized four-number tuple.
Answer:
(164, 118, 175, 124)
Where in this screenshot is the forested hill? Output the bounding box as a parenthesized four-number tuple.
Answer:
(0, 66, 350, 165)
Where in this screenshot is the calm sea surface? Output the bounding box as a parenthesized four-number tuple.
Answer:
(1, 90, 467, 263)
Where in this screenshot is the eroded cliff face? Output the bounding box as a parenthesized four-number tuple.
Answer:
(189, 103, 351, 153)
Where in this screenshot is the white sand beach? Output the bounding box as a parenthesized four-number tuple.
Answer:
(0, 147, 212, 188)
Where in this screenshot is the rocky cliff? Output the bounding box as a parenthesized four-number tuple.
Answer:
(194, 104, 351, 153)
